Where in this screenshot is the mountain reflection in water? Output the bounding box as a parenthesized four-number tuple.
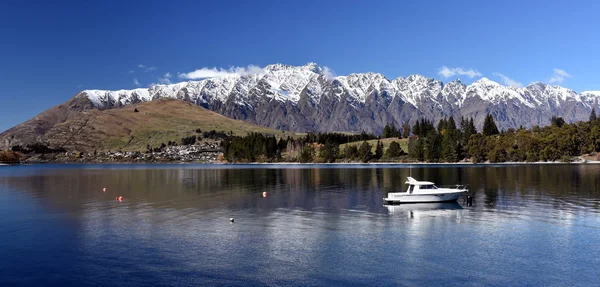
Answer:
(1, 164, 599, 286)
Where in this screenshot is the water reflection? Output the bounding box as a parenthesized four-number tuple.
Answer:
(3, 164, 600, 213)
(1, 164, 600, 286)
(385, 202, 463, 213)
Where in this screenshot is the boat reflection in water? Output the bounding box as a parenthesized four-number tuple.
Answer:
(384, 202, 464, 219)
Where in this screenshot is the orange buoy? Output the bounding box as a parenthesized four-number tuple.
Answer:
(262, 192, 267, 197)
(116, 196, 123, 201)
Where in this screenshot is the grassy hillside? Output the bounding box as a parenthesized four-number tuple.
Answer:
(339, 137, 408, 154)
(42, 98, 300, 152)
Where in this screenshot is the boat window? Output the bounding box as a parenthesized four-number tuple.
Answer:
(420, 185, 437, 189)
(407, 185, 413, 193)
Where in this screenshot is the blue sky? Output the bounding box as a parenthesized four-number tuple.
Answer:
(1, 0, 600, 132)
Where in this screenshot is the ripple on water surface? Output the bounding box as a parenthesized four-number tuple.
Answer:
(0, 164, 600, 286)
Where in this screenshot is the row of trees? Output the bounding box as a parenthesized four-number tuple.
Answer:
(381, 122, 417, 139)
(222, 112, 600, 163)
(468, 112, 600, 163)
(405, 110, 600, 163)
(221, 131, 405, 163)
(340, 140, 406, 163)
(407, 116, 478, 162)
(220, 131, 379, 162)
(221, 133, 281, 162)
(11, 143, 66, 154)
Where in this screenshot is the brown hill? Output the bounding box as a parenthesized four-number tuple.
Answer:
(0, 97, 294, 152)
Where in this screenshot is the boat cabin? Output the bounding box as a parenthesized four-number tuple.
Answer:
(405, 177, 438, 194)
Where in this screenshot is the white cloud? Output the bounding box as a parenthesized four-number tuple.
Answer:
(133, 78, 141, 87)
(493, 73, 523, 87)
(128, 70, 135, 74)
(548, 68, 571, 84)
(158, 72, 172, 84)
(138, 64, 157, 72)
(322, 66, 336, 80)
(179, 65, 264, 79)
(438, 66, 482, 79)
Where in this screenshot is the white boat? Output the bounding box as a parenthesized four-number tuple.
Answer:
(384, 177, 468, 204)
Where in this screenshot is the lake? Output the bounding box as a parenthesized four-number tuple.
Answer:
(1, 164, 599, 286)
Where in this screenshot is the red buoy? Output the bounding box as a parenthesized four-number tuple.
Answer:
(262, 192, 267, 197)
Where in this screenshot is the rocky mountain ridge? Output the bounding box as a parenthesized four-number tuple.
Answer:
(80, 62, 600, 133)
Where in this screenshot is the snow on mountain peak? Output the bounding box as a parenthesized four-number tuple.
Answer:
(79, 63, 600, 112)
(302, 62, 323, 73)
(472, 77, 501, 87)
(264, 63, 293, 72)
(583, 91, 600, 96)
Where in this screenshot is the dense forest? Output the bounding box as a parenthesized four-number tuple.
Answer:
(221, 109, 600, 163)
(221, 132, 379, 163)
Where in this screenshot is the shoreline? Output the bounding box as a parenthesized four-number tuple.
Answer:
(4, 159, 600, 166)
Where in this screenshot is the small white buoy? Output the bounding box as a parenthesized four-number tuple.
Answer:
(230, 218, 234, 223)
(262, 191, 267, 197)
(103, 188, 107, 192)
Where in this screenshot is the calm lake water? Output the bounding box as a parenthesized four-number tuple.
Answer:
(1, 164, 600, 286)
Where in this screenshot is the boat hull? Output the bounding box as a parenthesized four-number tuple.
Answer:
(384, 191, 464, 204)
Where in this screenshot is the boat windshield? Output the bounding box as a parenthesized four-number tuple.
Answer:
(420, 185, 437, 189)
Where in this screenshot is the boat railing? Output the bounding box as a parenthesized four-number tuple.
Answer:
(436, 184, 469, 190)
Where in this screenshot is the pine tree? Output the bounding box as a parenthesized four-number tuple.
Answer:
(299, 145, 315, 163)
(590, 108, 597, 121)
(437, 117, 448, 133)
(447, 117, 457, 133)
(413, 121, 421, 137)
(441, 131, 459, 162)
(424, 130, 442, 162)
(460, 116, 467, 131)
(343, 144, 359, 159)
(468, 133, 487, 163)
(385, 141, 403, 158)
(375, 140, 384, 159)
(358, 141, 373, 163)
(390, 122, 399, 137)
(266, 136, 278, 158)
(459, 117, 476, 157)
(482, 114, 499, 136)
(320, 141, 339, 163)
(408, 137, 425, 161)
(382, 124, 391, 138)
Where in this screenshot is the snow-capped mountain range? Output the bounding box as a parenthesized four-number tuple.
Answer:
(78, 62, 600, 133)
